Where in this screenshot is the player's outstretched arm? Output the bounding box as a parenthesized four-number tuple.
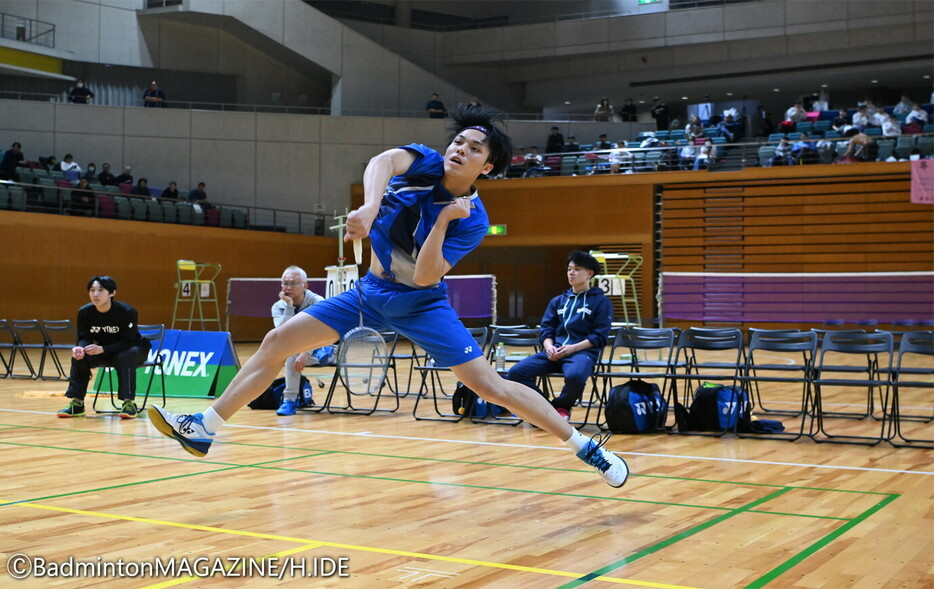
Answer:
(346, 148, 417, 242)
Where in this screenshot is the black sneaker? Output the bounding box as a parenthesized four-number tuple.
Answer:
(57, 399, 86, 418)
(119, 400, 138, 419)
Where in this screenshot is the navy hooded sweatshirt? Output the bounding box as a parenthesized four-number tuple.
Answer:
(538, 286, 613, 357)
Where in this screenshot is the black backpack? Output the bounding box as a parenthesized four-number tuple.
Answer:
(674, 382, 751, 432)
(451, 383, 508, 419)
(248, 376, 315, 410)
(604, 379, 668, 434)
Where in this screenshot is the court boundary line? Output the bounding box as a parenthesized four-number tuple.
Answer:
(2, 501, 700, 589)
(1, 411, 930, 476)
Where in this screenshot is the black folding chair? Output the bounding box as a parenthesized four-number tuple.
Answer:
(470, 327, 542, 426)
(667, 327, 745, 437)
(811, 331, 893, 446)
(92, 324, 167, 413)
(886, 331, 933, 449)
(0, 319, 11, 377)
(5, 319, 39, 379)
(40, 319, 76, 380)
(412, 327, 489, 422)
(739, 330, 818, 441)
(593, 327, 679, 430)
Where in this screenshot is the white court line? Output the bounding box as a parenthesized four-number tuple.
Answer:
(2, 407, 931, 476)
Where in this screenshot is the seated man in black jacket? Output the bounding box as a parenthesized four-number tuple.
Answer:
(57, 276, 151, 419)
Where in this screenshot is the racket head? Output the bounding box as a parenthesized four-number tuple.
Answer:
(338, 326, 389, 395)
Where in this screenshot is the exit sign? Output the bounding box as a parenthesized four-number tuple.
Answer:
(487, 224, 507, 236)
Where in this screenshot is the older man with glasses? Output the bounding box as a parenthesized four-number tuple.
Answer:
(271, 265, 335, 416)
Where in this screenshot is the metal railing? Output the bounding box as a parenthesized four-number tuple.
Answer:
(0, 176, 330, 236)
(0, 12, 54, 48)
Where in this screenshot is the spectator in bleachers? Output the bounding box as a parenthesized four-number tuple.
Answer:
(639, 133, 660, 149)
(60, 153, 83, 179)
(619, 98, 637, 122)
(851, 105, 872, 131)
(650, 97, 671, 131)
(594, 98, 614, 122)
(685, 116, 704, 143)
(693, 138, 717, 170)
(507, 147, 527, 177)
(43, 155, 58, 172)
(750, 106, 772, 139)
(97, 163, 115, 186)
(831, 109, 853, 134)
(143, 81, 166, 108)
(811, 92, 830, 112)
(595, 134, 612, 150)
(678, 143, 696, 170)
(715, 116, 735, 142)
(871, 107, 889, 128)
(564, 136, 580, 152)
(893, 94, 914, 116)
(130, 178, 150, 197)
(882, 114, 902, 137)
(792, 132, 818, 164)
(904, 104, 928, 133)
(188, 181, 208, 202)
(425, 93, 447, 119)
(858, 98, 880, 117)
(68, 79, 94, 104)
(0, 142, 25, 181)
(839, 132, 875, 162)
(771, 137, 794, 166)
(545, 126, 565, 154)
(82, 163, 97, 183)
(523, 147, 544, 177)
(114, 166, 133, 186)
(161, 181, 180, 200)
(782, 101, 806, 131)
(70, 177, 95, 216)
(608, 145, 630, 174)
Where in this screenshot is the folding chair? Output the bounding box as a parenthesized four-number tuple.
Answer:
(91, 324, 167, 413)
(39, 319, 77, 380)
(0, 319, 16, 377)
(412, 327, 489, 422)
(470, 327, 543, 426)
(594, 327, 679, 430)
(739, 330, 818, 441)
(667, 327, 745, 437)
(385, 335, 424, 398)
(4, 319, 39, 379)
(811, 331, 893, 446)
(886, 331, 933, 448)
(322, 331, 400, 415)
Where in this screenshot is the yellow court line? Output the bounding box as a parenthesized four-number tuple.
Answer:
(6, 501, 699, 589)
(139, 544, 324, 589)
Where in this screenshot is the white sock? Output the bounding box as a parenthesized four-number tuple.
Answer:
(563, 429, 590, 454)
(199, 407, 226, 434)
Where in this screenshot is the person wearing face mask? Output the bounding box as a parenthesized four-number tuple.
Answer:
(68, 79, 95, 104)
(83, 163, 98, 183)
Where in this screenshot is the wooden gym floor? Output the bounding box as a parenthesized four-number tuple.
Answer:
(0, 343, 931, 588)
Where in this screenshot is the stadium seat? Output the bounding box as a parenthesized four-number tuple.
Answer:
(130, 197, 147, 221)
(895, 136, 917, 159)
(876, 139, 895, 161)
(161, 199, 177, 223)
(97, 194, 116, 218)
(758, 145, 776, 167)
(146, 199, 164, 222)
(8, 185, 25, 211)
(917, 136, 933, 157)
(112, 195, 131, 219)
(561, 155, 578, 175)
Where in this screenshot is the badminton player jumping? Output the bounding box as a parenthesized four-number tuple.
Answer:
(148, 104, 629, 488)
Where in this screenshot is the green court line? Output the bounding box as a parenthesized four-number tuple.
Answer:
(0, 422, 895, 496)
(0, 452, 333, 506)
(744, 493, 900, 589)
(557, 488, 795, 588)
(0, 439, 852, 520)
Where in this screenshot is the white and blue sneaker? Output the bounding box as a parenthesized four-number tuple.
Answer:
(577, 433, 629, 488)
(148, 406, 215, 457)
(276, 398, 297, 416)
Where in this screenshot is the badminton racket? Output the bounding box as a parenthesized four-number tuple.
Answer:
(336, 239, 389, 396)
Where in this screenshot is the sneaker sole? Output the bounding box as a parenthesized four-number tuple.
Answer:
(147, 406, 210, 458)
(118, 412, 137, 419)
(57, 412, 85, 418)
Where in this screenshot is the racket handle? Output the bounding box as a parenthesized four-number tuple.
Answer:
(353, 239, 363, 266)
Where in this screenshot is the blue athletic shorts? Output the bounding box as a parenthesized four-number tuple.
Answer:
(304, 272, 484, 368)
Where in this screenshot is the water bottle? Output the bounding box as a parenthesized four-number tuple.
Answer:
(495, 342, 506, 372)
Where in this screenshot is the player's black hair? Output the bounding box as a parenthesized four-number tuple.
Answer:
(448, 103, 513, 177)
(566, 251, 601, 275)
(87, 275, 117, 294)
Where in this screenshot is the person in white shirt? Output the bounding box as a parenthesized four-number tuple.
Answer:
(882, 114, 902, 137)
(59, 153, 82, 174)
(811, 93, 829, 112)
(892, 95, 914, 115)
(851, 106, 871, 130)
(693, 139, 717, 170)
(785, 101, 806, 123)
(905, 104, 928, 128)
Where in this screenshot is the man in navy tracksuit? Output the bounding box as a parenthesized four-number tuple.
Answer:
(506, 251, 612, 421)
